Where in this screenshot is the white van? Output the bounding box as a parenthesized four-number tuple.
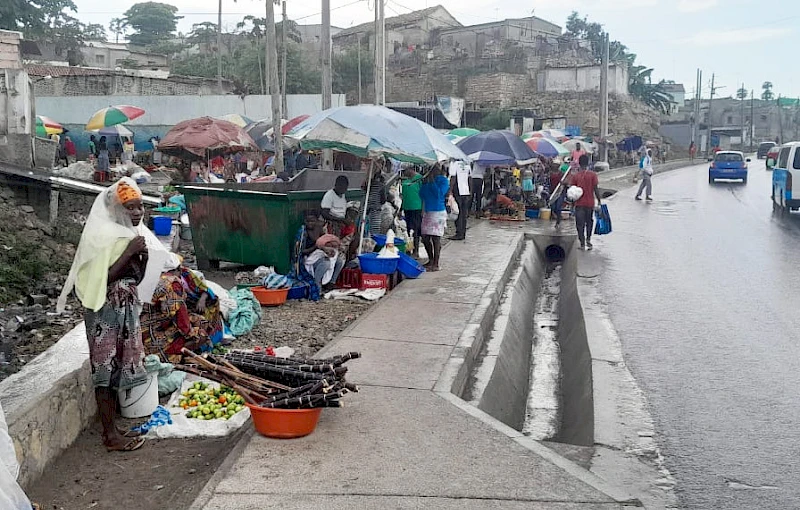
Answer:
(771, 142, 800, 214)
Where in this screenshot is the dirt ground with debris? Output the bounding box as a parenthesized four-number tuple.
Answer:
(0, 184, 90, 379)
(26, 420, 239, 510)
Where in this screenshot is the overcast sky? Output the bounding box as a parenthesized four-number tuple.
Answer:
(71, 0, 800, 99)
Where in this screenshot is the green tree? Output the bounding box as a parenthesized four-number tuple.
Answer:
(761, 81, 774, 101)
(333, 46, 373, 95)
(628, 67, 675, 114)
(0, 0, 76, 35)
(736, 86, 748, 100)
(83, 22, 107, 41)
(188, 21, 218, 47)
(109, 17, 128, 43)
(123, 2, 181, 47)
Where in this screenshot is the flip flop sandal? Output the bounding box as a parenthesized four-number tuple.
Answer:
(119, 427, 142, 438)
(107, 437, 145, 453)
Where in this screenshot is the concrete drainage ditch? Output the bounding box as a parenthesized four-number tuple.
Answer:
(454, 233, 594, 448)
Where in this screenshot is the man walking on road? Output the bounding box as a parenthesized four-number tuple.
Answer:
(635, 149, 654, 201)
(569, 155, 602, 250)
(449, 159, 471, 241)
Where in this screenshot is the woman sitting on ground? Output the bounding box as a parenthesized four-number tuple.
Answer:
(140, 263, 224, 363)
(289, 211, 344, 300)
(482, 189, 519, 216)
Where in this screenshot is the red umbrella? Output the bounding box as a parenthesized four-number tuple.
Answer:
(159, 117, 257, 158)
(281, 114, 310, 135)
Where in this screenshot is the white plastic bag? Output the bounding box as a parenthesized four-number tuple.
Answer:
(447, 195, 459, 221)
(0, 403, 32, 510)
(566, 185, 584, 202)
(145, 375, 251, 439)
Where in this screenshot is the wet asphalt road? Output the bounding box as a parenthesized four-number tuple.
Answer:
(594, 159, 800, 509)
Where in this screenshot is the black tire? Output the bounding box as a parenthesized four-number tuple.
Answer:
(709, 176, 714, 184)
(743, 177, 748, 184)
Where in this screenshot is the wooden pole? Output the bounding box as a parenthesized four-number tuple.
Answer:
(281, 1, 288, 116)
(217, 0, 223, 93)
(321, 0, 333, 170)
(266, 0, 284, 172)
(357, 160, 375, 255)
(599, 32, 609, 163)
(357, 33, 362, 105)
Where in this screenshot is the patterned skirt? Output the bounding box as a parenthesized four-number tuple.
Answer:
(84, 278, 148, 391)
(421, 210, 448, 237)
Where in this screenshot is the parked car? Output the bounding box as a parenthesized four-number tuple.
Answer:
(771, 142, 800, 214)
(757, 141, 776, 159)
(766, 145, 781, 170)
(709, 151, 749, 184)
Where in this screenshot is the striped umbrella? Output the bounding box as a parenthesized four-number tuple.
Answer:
(217, 114, 253, 128)
(525, 137, 570, 158)
(35, 116, 63, 138)
(281, 114, 310, 135)
(450, 127, 480, 138)
(86, 105, 145, 130)
(526, 129, 567, 141)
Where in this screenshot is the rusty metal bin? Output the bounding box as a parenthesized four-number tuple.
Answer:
(177, 170, 366, 274)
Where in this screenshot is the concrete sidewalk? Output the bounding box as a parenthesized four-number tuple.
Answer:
(194, 221, 635, 510)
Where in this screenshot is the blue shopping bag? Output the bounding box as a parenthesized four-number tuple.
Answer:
(594, 204, 612, 235)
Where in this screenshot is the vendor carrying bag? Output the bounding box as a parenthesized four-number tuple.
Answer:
(594, 204, 612, 236)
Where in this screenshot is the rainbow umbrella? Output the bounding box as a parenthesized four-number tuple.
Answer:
(86, 105, 145, 130)
(281, 114, 310, 135)
(217, 113, 253, 128)
(35, 116, 63, 138)
(525, 137, 570, 158)
(450, 127, 480, 138)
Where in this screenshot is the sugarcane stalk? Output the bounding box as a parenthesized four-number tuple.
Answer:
(264, 390, 346, 409)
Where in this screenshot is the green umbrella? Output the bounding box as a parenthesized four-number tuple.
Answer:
(450, 127, 480, 138)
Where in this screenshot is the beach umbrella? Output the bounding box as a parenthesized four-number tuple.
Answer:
(86, 105, 145, 130)
(217, 114, 253, 128)
(91, 124, 134, 137)
(467, 151, 515, 166)
(562, 138, 595, 154)
(281, 114, 310, 135)
(525, 138, 570, 158)
(527, 129, 566, 141)
(287, 104, 468, 255)
(456, 130, 538, 165)
(450, 127, 480, 138)
(159, 116, 257, 159)
(446, 133, 465, 144)
(35, 116, 63, 137)
(286, 105, 467, 164)
(244, 121, 276, 152)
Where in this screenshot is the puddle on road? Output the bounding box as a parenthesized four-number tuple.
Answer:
(724, 478, 779, 490)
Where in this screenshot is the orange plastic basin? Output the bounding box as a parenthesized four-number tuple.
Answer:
(250, 286, 289, 306)
(245, 404, 322, 438)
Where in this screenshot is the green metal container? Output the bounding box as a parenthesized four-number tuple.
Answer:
(177, 170, 366, 274)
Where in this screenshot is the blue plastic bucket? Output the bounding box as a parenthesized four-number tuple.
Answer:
(397, 252, 425, 279)
(358, 253, 399, 275)
(152, 216, 172, 236)
(371, 234, 407, 250)
(525, 209, 540, 219)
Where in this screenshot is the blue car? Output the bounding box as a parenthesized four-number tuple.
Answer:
(709, 151, 750, 184)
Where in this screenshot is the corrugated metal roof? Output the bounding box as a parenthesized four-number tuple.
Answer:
(26, 65, 110, 77)
(334, 5, 460, 38)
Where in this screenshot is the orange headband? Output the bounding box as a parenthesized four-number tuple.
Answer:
(116, 181, 142, 204)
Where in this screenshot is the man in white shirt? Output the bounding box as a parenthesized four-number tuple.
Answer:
(449, 159, 471, 240)
(471, 163, 486, 217)
(321, 175, 349, 223)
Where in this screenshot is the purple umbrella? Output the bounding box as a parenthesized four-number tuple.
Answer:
(456, 130, 538, 165)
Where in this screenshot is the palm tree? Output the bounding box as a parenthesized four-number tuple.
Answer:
(628, 67, 675, 114)
(762, 81, 774, 101)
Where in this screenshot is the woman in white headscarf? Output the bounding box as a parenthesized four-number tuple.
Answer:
(58, 177, 155, 452)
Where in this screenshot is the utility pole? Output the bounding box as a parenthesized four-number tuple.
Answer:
(706, 73, 715, 157)
(217, 0, 223, 93)
(750, 90, 755, 152)
(357, 34, 362, 104)
(321, 0, 333, 169)
(266, 0, 283, 172)
(281, 1, 288, 116)
(740, 82, 746, 151)
(374, 0, 385, 105)
(777, 95, 784, 145)
(599, 32, 609, 163)
(691, 69, 700, 150)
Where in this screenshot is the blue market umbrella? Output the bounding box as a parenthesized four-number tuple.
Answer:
(286, 105, 467, 164)
(456, 130, 539, 165)
(244, 121, 276, 152)
(467, 151, 515, 166)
